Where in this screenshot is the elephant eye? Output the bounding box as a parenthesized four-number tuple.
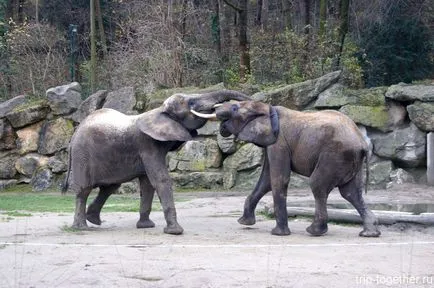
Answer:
(231, 105, 239, 112)
(188, 99, 194, 108)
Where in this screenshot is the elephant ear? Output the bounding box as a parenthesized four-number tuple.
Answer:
(136, 108, 193, 142)
(236, 106, 279, 147)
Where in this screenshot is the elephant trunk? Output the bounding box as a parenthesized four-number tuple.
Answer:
(192, 90, 251, 111)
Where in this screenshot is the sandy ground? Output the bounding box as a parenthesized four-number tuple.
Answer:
(1, 185, 434, 288)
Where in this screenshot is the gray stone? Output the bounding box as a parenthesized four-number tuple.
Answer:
(389, 168, 415, 185)
(15, 121, 44, 154)
(15, 153, 49, 177)
(289, 173, 310, 189)
(314, 85, 386, 108)
(46, 82, 82, 115)
(168, 139, 222, 171)
(70, 90, 108, 123)
(370, 123, 426, 167)
(407, 101, 434, 132)
(217, 133, 238, 154)
(117, 180, 139, 194)
(385, 83, 434, 102)
(0, 179, 18, 190)
(6, 102, 50, 128)
(31, 167, 53, 191)
(339, 101, 406, 132)
(254, 70, 341, 110)
(0, 95, 26, 118)
(0, 150, 18, 178)
(369, 160, 393, 188)
(197, 121, 219, 136)
(38, 118, 74, 155)
(48, 150, 68, 173)
(223, 143, 263, 171)
(171, 172, 224, 189)
(233, 167, 262, 190)
(223, 170, 237, 189)
(0, 118, 17, 150)
(103, 87, 136, 114)
(428, 132, 434, 186)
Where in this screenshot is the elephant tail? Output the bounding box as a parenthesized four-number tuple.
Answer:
(62, 145, 72, 194)
(363, 149, 369, 195)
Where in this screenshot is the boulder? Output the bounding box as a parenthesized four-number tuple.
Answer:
(389, 168, 415, 185)
(315, 85, 386, 108)
(38, 118, 74, 155)
(117, 180, 139, 194)
(254, 70, 341, 110)
(385, 83, 434, 102)
(368, 160, 393, 188)
(197, 121, 219, 136)
(0, 150, 19, 178)
(223, 143, 263, 171)
(31, 167, 53, 191)
(289, 173, 310, 189)
(217, 133, 238, 154)
(168, 138, 222, 171)
(6, 101, 50, 128)
(15, 153, 49, 177)
(339, 101, 406, 132)
(103, 87, 136, 114)
(0, 118, 17, 150)
(46, 82, 82, 115)
(0, 179, 18, 190)
(0, 95, 26, 118)
(70, 90, 108, 123)
(48, 150, 68, 173)
(407, 101, 434, 132)
(171, 172, 223, 189)
(370, 123, 426, 167)
(15, 121, 44, 154)
(232, 167, 262, 190)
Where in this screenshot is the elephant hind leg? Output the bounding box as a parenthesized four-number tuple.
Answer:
(338, 172, 381, 237)
(86, 184, 120, 225)
(72, 186, 92, 229)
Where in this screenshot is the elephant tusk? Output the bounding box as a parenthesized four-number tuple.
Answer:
(190, 109, 217, 119)
(213, 103, 223, 108)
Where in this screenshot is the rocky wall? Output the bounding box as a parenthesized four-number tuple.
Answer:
(1, 74, 433, 193)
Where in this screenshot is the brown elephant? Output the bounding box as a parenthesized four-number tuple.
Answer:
(63, 90, 250, 234)
(193, 100, 381, 237)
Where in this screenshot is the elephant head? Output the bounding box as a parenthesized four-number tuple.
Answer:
(194, 100, 280, 147)
(136, 90, 251, 142)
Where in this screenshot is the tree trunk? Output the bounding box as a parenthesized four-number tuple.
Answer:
(282, 0, 292, 30)
(90, 0, 97, 92)
(255, 0, 262, 26)
(319, 0, 327, 39)
(212, 0, 223, 82)
(95, 0, 107, 57)
(335, 0, 349, 68)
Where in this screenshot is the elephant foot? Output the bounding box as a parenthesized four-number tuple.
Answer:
(164, 223, 184, 235)
(359, 228, 381, 237)
(306, 223, 328, 236)
(238, 214, 256, 226)
(271, 225, 291, 236)
(72, 219, 88, 230)
(136, 219, 155, 229)
(86, 213, 102, 226)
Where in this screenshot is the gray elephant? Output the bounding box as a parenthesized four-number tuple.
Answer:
(63, 90, 250, 234)
(192, 100, 380, 237)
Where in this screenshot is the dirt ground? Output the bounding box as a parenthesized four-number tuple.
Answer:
(1, 184, 434, 288)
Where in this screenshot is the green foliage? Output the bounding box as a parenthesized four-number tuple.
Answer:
(358, 5, 434, 87)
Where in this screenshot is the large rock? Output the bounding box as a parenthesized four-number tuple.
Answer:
(370, 123, 426, 167)
(389, 168, 415, 185)
(315, 85, 386, 108)
(168, 138, 222, 171)
(171, 172, 223, 189)
(70, 90, 108, 123)
(385, 83, 434, 102)
(38, 118, 74, 155)
(339, 101, 406, 132)
(0, 95, 26, 118)
(0, 150, 19, 178)
(15, 153, 49, 177)
(197, 121, 219, 136)
(407, 101, 434, 132)
(0, 119, 17, 150)
(232, 166, 262, 190)
(31, 167, 53, 191)
(254, 70, 341, 110)
(15, 121, 44, 154)
(0, 179, 18, 190)
(48, 150, 68, 173)
(217, 133, 238, 154)
(103, 87, 136, 114)
(368, 160, 393, 188)
(5, 101, 50, 128)
(223, 143, 263, 171)
(46, 82, 82, 115)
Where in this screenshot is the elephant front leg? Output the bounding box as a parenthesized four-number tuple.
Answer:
(145, 162, 183, 235)
(239, 153, 272, 226)
(72, 187, 92, 229)
(136, 175, 156, 229)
